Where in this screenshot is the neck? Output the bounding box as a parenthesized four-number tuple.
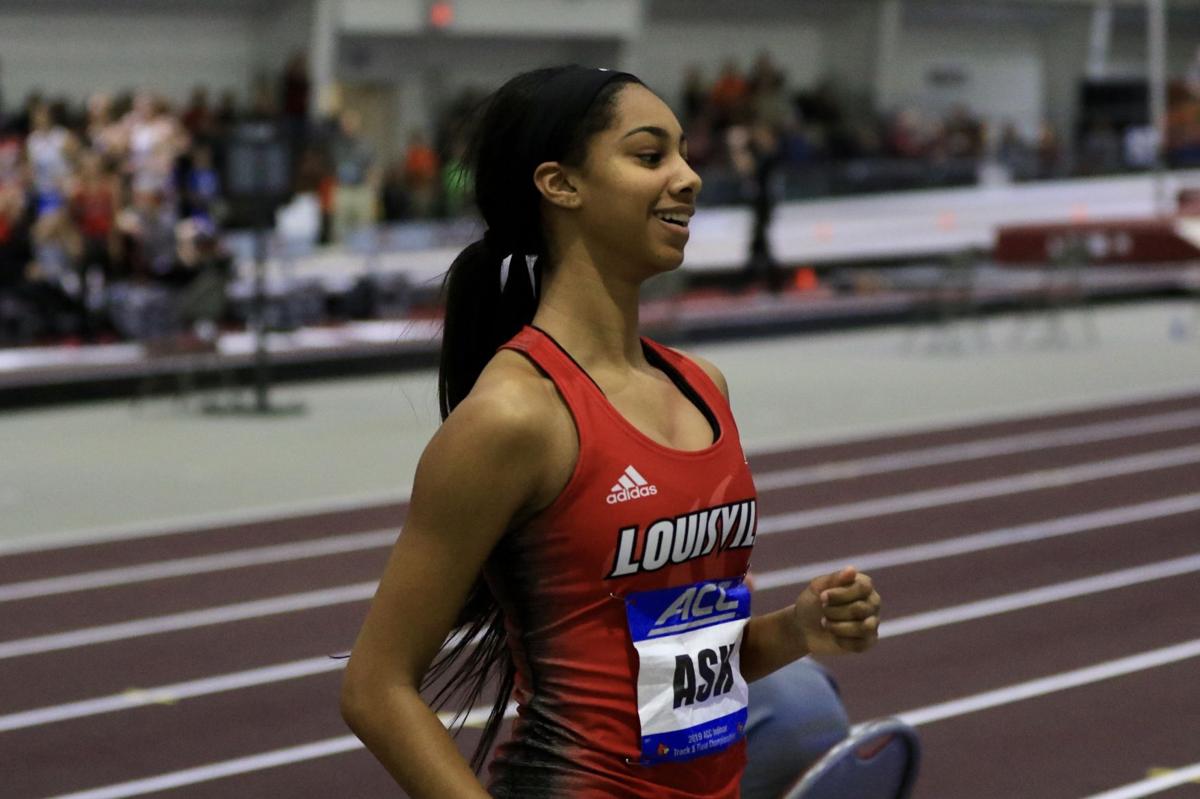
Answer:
(531, 243, 646, 372)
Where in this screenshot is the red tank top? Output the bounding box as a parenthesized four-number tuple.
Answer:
(485, 325, 758, 798)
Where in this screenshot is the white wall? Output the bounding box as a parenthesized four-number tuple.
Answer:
(884, 23, 1045, 138)
(0, 5, 259, 106)
(336, 35, 623, 140)
(254, 0, 317, 75)
(339, 0, 641, 37)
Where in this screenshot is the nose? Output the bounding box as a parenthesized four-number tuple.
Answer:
(672, 156, 702, 200)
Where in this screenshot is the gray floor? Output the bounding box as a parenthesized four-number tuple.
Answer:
(2, 299, 1198, 547)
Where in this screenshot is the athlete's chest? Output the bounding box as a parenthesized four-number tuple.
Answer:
(526, 447, 758, 593)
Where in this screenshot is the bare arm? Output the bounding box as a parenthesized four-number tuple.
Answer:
(340, 364, 561, 796)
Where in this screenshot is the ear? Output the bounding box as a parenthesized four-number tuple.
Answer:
(532, 161, 581, 210)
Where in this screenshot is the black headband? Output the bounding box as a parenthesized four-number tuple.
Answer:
(486, 66, 639, 262)
(519, 65, 639, 178)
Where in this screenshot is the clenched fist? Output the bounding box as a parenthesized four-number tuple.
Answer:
(791, 566, 881, 655)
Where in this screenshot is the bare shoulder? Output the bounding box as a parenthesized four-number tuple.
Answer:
(438, 349, 565, 456)
(430, 348, 577, 518)
(675, 349, 730, 401)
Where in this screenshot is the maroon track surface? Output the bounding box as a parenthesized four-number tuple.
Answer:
(4, 391, 1200, 798)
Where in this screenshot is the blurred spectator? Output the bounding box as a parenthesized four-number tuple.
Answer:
(379, 159, 409, 222)
(26, 102, 78, 218)
(181, 86, 216, 143)
(329, 109, 378, 241)
(944, 104, 984, 159)
(887, 107, 927, 159)
(293, 144, 332, 241)
(117, 187, 177, 279)
(709, 59, 750, 130)
(123, 92, 185, 195)
(403, 130, 439, 218)
(180, 142, 222, 222)
(159, 217, 232, 332)
(215, 90, 239, 134)
(680, 65, 708, 126)
(1036, 121, 1062, 178)
(1079, 117, 1122, 175)
(997, 122, 1027, 170)
(68, 151, 121, 279)
(85, 93, 126, 163)
(280, 52, 311, 125)
(248, 73, 279, 121)
(0, 154, 35, 312)
(749, 67, 793, 134)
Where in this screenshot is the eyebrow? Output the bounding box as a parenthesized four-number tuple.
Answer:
(622, 125, 687, 146)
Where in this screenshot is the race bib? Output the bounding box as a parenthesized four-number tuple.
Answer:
(624, 577, 751, 764)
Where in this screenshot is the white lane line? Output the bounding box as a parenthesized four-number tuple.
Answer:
(7, 551, 1200, 733)
(46, 736, 367, 799)
(0, 583, 376, 661)
(0, 529, 397, 603)
(0, 657, 344, 732)
(757, 443, 1200, 535)
(0, 490, 408, 556)
(6, 438, 1200, 603)
(752, 493, 1200, 590)
(754, 408, 1200, 490)
(892, 637, 1200, 728)
(45, 703, 507, 799)
(36, 579, 1200, 799)
(9, 385, 1200, 556)
(4, 491, 1199, 662)
(745, 381, 1200, 455)
(876, 552, 1200, 639)
(1084, 762, 1200, 799)
(49, 627, 1200, 799)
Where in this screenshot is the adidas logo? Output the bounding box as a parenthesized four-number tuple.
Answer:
(607, 465, 658, 505)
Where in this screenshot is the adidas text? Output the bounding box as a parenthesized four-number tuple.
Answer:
(607, 484, 658, 504)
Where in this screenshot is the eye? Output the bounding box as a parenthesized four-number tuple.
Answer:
(637, 152, 663, 165)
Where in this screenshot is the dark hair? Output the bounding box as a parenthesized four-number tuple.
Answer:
(430, 66, 642, 772)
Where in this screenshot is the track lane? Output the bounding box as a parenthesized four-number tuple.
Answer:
(0, 504, 405, 585)
(0, 548, 388, 640)
(906, 657, 1200, 798)
(747, 391, 1200, 472)
(753, 507, 1200, 620)
(826, 572, 1200, 719)
(751, 462, 1200, 567)
(4, 460, 1195, 712)
(6, 390, 1197, 584)
(2, 390, 1196, 797)
(6, 439, 1198, 640)
(9, 564, 1198, 796)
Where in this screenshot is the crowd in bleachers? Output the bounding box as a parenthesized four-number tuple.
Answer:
(669, 53, 1064, 205)
(0, 54, 466, 345)
(2, 47, 1200, 347)
(679, 48, 1200, 203)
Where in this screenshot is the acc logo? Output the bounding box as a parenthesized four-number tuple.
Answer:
(607, 465, 658, 505)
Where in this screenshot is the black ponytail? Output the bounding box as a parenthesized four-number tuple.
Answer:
(426, 66, 641, 772)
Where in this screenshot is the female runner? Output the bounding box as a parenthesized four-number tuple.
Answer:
(340, 65, 882, 798)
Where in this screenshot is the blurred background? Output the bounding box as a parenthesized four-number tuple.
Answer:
(3, 2, 1200, 797)
(0, 0, 1198, 399)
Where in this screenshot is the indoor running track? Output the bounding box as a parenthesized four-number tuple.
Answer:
(4, 390, 1200, 799)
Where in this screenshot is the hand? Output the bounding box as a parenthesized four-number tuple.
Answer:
(791, 566, 881, 655)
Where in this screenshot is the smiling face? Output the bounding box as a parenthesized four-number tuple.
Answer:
(553, 83, 702, 278)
